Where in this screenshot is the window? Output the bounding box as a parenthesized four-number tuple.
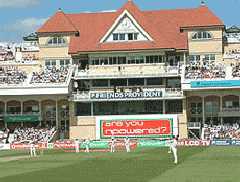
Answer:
(204, 54, 215, 61)
(127, 56, 144, 64)
(60, 59, 70, 66)
(47, 37, 66, 46)
(147, 78, 163, 86)
(146, 55, 163, 63)
(92, 80, 108, 87)
(192, 31, 212, 40)
(128, 33, 133, 40)
(134, 33, 138, 40)
(189, 55, 200, 62)
(119, 33, 125, 40)
(113, 34, 119, 41)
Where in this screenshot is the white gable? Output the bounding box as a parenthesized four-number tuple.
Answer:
(100, 10, 153, 43)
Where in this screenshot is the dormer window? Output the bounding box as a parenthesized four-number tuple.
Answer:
(113, 34, 119, 41)
(192, 31, 212, 40)
(119, 33, 125, 40)
(47, 36, 67, 46)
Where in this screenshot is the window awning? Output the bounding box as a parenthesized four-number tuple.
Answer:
(4, 115, 40, 123)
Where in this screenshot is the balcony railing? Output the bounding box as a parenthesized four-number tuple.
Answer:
(75, 65, 181, 79)
(188, 122, 201, 129)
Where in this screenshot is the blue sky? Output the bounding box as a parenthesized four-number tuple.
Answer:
(0, 0, 239, 42)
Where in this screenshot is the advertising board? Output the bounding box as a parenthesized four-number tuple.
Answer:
(96, 115, 178, 139)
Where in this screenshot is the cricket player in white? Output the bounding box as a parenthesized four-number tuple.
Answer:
(110, 137, 116, 153)
(124, 137, 130, 152)
(85, 139, 90, 153)
(30, 142, 37, 157)
(75, 139, 80, 153)
(169, 135, 178, 164)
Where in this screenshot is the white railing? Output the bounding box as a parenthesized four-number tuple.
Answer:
(75, 64, 181, 79)
(188, 122, 201, 128)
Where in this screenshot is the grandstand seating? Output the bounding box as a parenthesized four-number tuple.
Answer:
(185, 60, 226, 79)
(12, 127, 56, 144)
(202, 123, 240, 140)
(30, 66, 69, 84)
(0, 66, 27, 85)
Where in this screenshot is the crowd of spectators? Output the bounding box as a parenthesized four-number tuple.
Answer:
(0, 47, 14, 61)
(224, 49, 240, 59)
(202, 123, 240, 140)
(0, 128, 9, 144)
(12, 127, 56, 144)
(231, 62, 240, 78)
(30, 66, 69, 84)
(0, 66, 27, 85)
(185, 60, 226, 79)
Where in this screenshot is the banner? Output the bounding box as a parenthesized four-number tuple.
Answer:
(10, 143, 47, 150)
(0, 143, 10, 150)
(90, 91, 162, 100)
(178, 139, 210, 147)
(211, 140, 240, 146)
(137, 140, 168, 148)
(4, 115, 40, 123)
(96, 115, 178, 139)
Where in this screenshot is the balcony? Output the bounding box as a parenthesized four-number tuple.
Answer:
(75, 64, 180, 79)
(188, 122, 201, 129)
(219, 107, 240, 117)
(71, 87, 184, 102)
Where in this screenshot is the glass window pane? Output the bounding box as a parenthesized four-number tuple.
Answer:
(113, 34, 118, 41)
(119, 33, 125, 40)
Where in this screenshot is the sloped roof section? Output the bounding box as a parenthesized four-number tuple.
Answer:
(38, 9, 78, 33)
(37, 1, 224, 54)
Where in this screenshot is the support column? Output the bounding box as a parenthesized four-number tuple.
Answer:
(220, 96, 223, 125)
(162, 100, 166, 114)
(202, 97, 205, 125)
(39, 100, 42, 127)
(91, 102, 94, 116)
(4, 102, 7, 128)
(183, 52, 187, 65)
(20, 101, 23, 115)
(56, 100, 58, 130)
(4, 102, 7, 115)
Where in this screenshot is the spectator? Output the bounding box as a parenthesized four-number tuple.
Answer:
(30, 66, 69, 84)
(0, 66, 27, 85)
(185, 60, 226, 79)
(12, 127, 56, 144)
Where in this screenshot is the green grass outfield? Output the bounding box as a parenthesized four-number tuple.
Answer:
(0, 146, 240, 182)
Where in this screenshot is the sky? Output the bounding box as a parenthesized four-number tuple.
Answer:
(0, 0, 240, 42)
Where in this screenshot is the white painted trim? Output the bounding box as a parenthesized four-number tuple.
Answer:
(100, 10, 153, 43)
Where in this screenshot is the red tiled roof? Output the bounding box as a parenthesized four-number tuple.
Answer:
(37, 9, 78, 33)
(37, 1, 224, 54)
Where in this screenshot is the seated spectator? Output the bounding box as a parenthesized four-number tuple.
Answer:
(12, 127, 56, 144)
(185, 60, 226, 80)
(0, 66, 27, 85)
(232, 62, 240, 78)
(30, 66, 69, 84)
(202, 123, 240, 140)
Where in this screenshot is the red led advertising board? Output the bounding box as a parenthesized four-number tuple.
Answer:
(100, 119, 173, 139)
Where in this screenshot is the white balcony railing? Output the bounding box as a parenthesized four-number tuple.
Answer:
(75, 64, 181, 79)
(188, 122, 201, 129)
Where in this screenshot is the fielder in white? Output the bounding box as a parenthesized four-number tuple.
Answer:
(75, 139, 80, 153)
(30, 142, 37, 157)
(84, 139, 90, 153)
(168, 135, 178, 164)
(124, 137, 130, 152)
(110, 137, 116, 153)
